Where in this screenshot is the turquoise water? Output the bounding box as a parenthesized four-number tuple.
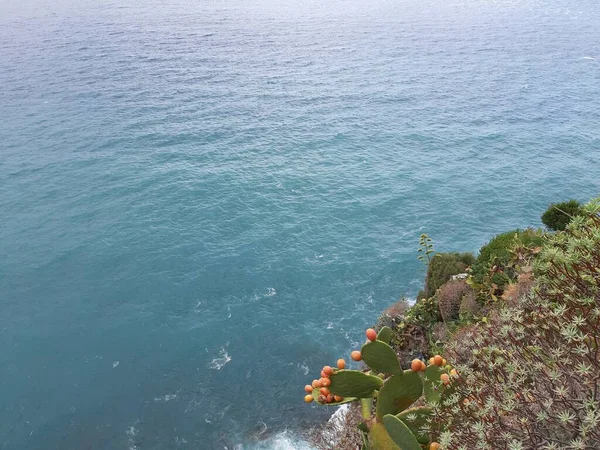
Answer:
(1, 0, 599, 448)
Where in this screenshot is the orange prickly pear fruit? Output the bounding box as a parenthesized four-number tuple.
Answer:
(429, 357, 435, 365)
(419, 360, 426, 371)
(304, 395, 314, 403)
(321, 370, 328, 378)
(323, 366, 334, 376)
(337, 359, 346, 369)
(304, 385, 313, 393)
(450, 368, 458, 377)
(411, 359, 422, 372)
(442, 358, 447, 366)
(433, 355, 444, 367)
(320, 377, 331, 387)
(318, 394, 327, 403)
(326, 394, 334, 403)
(440, 373, 450, 385)
(366, 328, 377, 341)
(334, 395, 343, 402)
(430, 443, 440, 450)
(320, 387, 331, 396)
(312, 379, 320, 389)
(351, 351, 362, 361)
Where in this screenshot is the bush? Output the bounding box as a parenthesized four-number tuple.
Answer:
(541, 199, 584, 231)
(434, 198, 600, 449)
(425, 252, 475, 298)
(470, 228, 544, 288)
(436, 280, 473, 323)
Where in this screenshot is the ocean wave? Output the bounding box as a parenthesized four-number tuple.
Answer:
(247, 430, 316, 450)
(320, 404, 349, 447)
(154, 393, 178, 402)
(209, 348, 232, 370)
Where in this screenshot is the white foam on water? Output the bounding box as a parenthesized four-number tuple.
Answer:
(209, 348, 232, 370)
(265, 288, 277, 297)
(320, 404, 350, 447)
(154, 393, 177, 402)
(248, 430, 317, 450)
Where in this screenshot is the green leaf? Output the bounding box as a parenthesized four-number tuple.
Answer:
(328, 370, 384, 398)
(361, 340, 401, 374)
(382, 415, 422, 450)
(376, 371, 422, 419)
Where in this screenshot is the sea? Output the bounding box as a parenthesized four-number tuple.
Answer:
(1, 0, 599, 448)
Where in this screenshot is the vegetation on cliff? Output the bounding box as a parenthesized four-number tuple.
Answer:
(305, 198, 600, 449)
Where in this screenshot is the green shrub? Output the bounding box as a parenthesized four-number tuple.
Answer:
(541, 199, 584, 231)
(424, 252, 474, 298)
(470, 228, 544, 286)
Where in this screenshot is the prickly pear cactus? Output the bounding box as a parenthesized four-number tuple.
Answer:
(329, 370, 384, 398)
(303, 327, 457, 450)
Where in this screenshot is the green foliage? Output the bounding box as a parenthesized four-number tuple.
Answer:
(436, 199, 600, 448)
(402, 296, 440, 329)
(417, 233, 435, 265)
(541, 199, 584, 231)
(425, 252, 475, 297)
(471, 229, 543, 282)
(469, 229, 544, 302)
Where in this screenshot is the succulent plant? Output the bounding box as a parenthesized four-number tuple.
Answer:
(304, 327, 454, 449)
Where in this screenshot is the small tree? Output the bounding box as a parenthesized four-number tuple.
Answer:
(541, 199, 583, 231)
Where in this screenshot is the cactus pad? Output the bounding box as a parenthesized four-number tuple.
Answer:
(369, 422, 400, 450)
(376, 370, 423, 419)
(377, 326, 393, 344)
(361, 340, 401, 374)
(328, 370, 384, 398)
(423, 365, 444, 403)
(382, 414, 422, 450)
(397, 406, 432, 444)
